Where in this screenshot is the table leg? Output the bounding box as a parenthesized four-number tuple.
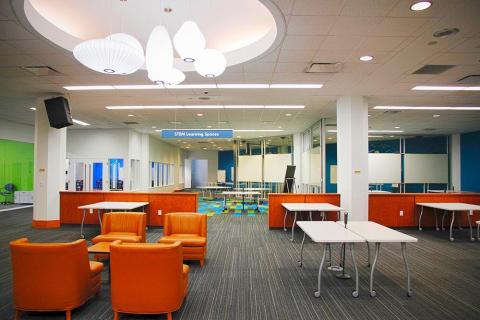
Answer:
(336, 243, 350, 279)
(401, 242, 413, 297)
(477, 220, 479, 240)
(458, 215, 463, 230)
(298, 231, 306, 267)
(434, 208, 439, 231)
(81, 209, 86, 238)
(283, 209, 288, 231)
(369, 242, 380, 297)
(441, 211, 447, 230)
(467, 210, 474, 241)
(449, 211, 455, 241)
(327, 243, 332, 267)
(418, 206, 424, 231)
(97, 209, 102, 230)
(366, 242, 371, 267)
(290, 212, 297, 242)
(350, 243, 359, 298)
(309, 211, 313, 221)
(314, 244, 328, 298)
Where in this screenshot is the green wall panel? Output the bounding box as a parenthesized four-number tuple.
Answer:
(0, 139, 34, 191)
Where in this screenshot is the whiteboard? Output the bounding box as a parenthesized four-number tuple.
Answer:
(404, 154, 448, 183)
(309, 147, 321, 184)
(217, 170, 226, 183)
(264, 154, 292, 183)
(368, 153, 401, 183)
(238, 155, 262, 182)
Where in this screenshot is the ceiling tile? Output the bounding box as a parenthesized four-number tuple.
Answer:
(292, 0, 346, 15)
(319, 35, 363, 51)
(370, 17, 437, 37)
(329, 16, 383, 35)
(0, 21, 35, 40)
(278, 49, 316, 62)
(450, 37, 480, 53)
(275, 62, 308, 73)
(287, 15, 337, 35)
(243, 61, 276, 73)
(340, 0, 397, 16)
(356, 36, 411, 52)
(281, 35, 325, 51)
(7, 39, 59, 54)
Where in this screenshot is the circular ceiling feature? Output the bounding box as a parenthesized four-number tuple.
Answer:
(21, 0, 284, 72)
(410, 1, 432, 11)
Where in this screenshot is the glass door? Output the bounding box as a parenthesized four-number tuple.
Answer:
(66, 159, 106, 191)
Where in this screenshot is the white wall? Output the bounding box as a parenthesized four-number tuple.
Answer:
(149, 136, 185, 192)
(67, 129, 129, 159)
(0, 119, 34, 143)
(185, 150, 218, 184)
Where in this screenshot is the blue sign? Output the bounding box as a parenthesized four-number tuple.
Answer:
(161, 129, 233, 139)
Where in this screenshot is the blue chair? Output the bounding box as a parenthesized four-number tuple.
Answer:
(0, 183, 15, 204)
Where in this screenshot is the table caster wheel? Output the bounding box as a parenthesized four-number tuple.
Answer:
(435, 227, 439, 231)
(297, 261, 303, 268)
(450, 237, 454, 241)
(80, 235, 85, 239)
(370, 290, 376, 297)
(471, 238, 475, 241)
(283, 228, 287, 231)
(352, 291, 359, 298)
(290, 238, 294, 242)
(418, 227, 422, 231)
(407, 291, 413, 297)
(314, 291, 320, 298)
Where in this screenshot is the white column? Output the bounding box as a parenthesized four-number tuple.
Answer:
(336, 96, 369, 221)
(292, 133, 302, 192)
(33, 100, 67, 228)
(450, 134, 461, 192)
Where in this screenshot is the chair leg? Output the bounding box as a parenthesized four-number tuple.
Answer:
(14, 309, 22, 320)
(167, 312, 173, 320)
(114, 310, 120, 320)
(66, 310, 71, 320)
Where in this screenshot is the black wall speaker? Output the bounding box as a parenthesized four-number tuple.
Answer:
(44, 97, 73, 129)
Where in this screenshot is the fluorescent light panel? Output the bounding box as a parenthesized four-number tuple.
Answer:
(412, 86, 480, 91)
(64, 84, 323, 91)
(155, 129, 284, 132)
(375, 106, 480, 110)
(328, 129, 403, 133)
(107, 105, 304, 110)
(72, 119, 90, 126)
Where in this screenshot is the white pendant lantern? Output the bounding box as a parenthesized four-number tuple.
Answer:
(194, 49, 227, 78)
(148, 68, 185, 86)
(173, 21, 206, 62)
(146, 26, 173, 73)
(73, 34, 144, 75)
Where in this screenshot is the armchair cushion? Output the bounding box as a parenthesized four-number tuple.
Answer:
(92, 232, 141, 244)
(159, 235, 206, 247)
(92, 212, 146, 244)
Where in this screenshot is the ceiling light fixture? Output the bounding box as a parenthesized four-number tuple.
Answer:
(394, 126, 401, 129)
(359, 55, 374, 62)
(127, 114, 135, 117)
(173, 21, 206, 62)
(265, 105, 304, 109)
(234, 129, 284, 132)
(194, 49, 227, 78)
(63, 84, 324, 91)
(410, 1, 432, 11)
(196, 113, 204, 117)
(218, 84, 269, 89)
(412, 86, 480, 91)
(106, 106, 183, 109)
(72, 119, 90, 126)
(374, 106, 480, 110)
(285, 113, 292, 116)
(269, 84, 323, 88)
(73, 33, 144, 75)
(184, 105, 223, 109)
(29, 107, 36, 111)
(433, 114, 441, 118)
(328, 129, 404, 133)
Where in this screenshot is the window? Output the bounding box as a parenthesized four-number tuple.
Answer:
(109, 158, 124, 191)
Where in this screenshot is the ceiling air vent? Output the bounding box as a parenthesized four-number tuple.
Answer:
(412, 65, 454, 75)
(457, 75, 480, 84)
(123, 121, 139, 125)
(22, 66, 61, 76)
(305, 62, 343, 73)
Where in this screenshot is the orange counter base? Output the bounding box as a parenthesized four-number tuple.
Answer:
(32, 220, 61, 229)
(60, 191, 198, 227)
(269, 192, 480, 228)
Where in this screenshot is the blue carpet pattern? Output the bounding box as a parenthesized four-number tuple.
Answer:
(198, 198, 268, 216)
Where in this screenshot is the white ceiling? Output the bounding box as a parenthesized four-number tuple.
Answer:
(0, 0, 480, 151)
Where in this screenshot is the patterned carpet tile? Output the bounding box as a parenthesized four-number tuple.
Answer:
(198, 199, 268, 216)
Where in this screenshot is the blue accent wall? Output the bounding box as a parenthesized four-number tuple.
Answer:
(325, 143, 337, 193)
(461, 131, 480, 192)
(218, 150, 234, 182)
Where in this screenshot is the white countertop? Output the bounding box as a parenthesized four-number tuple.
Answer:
(78, 201, 149, 210)
(282, 203, 343, 212)
(197, 186, 232, 189)
(296, 221, 365, 243)
(222, 191, 261, 195)
(416, 202, 480, 211)
(337, 221, 418, 243)
(235, 187, 271, 191)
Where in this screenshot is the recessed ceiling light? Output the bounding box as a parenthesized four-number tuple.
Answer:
(207, 125, 212, 128)
(64, 83, 323, 91)
(196, 113, 203, 117)
(217, 84, 269, 89)
(278, 126, 282, 129)
(389, 135, 395, 138)
(433, 114, 441, 118)
(234, 129, 284, 132)
(269, 84, 323, 89)
(29, 107, 36, 111)
(237, 136, 242, 138)
(285, 113, 292, 117)
(106, 106, 183, 110)
(128, 114, 135, 117)
(185, 146, 190, 149)
(394, 126, 400, 129)
(359, 55, 374, 62)
(184, 105, 222, 109)
(328, 129, 403, 133)
(152, 126, 156, 128)
(72, 119, 90, 126)
(412, 86, 480, 91)
(410, 1, 432, 11)
(265, 105, 304, 109)
(375, 105, 480, 110)
(202, 147, 207, 150)
(224, 105, 264, 109)
(327, 137, 332, 140)
(64, 85, 115, 90)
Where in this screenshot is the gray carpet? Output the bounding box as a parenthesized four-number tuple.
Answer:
(1, 208, 479, 319)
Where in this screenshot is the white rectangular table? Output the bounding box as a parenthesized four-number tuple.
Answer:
(297, 221, 365, 298)
(337, 221, 418, 297)
(197, 186, 232, 199)
(78, 201, 149, 238)
(282, 203, 343, 242)
(221, 191, 261, 213)
(417, 202, 480, 241)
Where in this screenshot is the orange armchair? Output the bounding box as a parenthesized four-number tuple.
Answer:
(158, 212, 207, 266)
(110, 241, 189, 320)
(92, 212, 146, 244)
(9, 238, 103, 320)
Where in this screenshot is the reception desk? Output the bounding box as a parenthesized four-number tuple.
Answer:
(269, 193, 480, 229)
(60, 191, 198, 227)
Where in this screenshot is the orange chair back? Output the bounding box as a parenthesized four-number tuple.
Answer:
(10, 238, 92, 311)
(102, 212, 146, 242)
(164, 212, 206, 237)
(110, 241, 186, 314)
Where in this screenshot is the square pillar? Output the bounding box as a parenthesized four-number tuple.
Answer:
(450, 134, 461, 191)
(33, 100, 66, 228)
(336, 96, 369, 221)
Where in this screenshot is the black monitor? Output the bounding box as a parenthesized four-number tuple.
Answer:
(282, 165, 296, 193)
